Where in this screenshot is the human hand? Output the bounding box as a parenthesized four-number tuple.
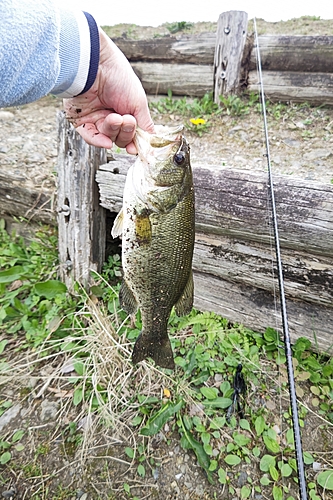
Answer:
(63, 28, 154, 154)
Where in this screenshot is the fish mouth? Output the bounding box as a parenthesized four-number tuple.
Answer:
(134, 125, 184, 161)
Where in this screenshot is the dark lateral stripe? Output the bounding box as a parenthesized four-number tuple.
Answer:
(77, 12, 100, 95)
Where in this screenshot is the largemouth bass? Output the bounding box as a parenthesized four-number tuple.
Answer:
(111, 125, 195, 369)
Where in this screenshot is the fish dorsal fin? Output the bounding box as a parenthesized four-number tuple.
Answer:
(111, 208, 124, 238)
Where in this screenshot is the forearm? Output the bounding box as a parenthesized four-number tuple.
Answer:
(0, 0, 99, 107)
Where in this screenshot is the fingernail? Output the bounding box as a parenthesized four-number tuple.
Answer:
(111, 125, 121, 131)
(122, 126, 135, 133)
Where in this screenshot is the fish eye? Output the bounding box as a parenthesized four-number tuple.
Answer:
(173, 151, 186, 166)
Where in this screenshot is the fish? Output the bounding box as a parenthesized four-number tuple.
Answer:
(111, 124, 195, 369)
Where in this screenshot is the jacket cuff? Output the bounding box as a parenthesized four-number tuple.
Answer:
(52, 10, 100, 98)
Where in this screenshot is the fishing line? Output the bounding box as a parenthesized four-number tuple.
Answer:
(253, 18, 308, 500)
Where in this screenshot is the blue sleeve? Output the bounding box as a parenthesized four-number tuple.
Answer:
(0, 0, 100, 107)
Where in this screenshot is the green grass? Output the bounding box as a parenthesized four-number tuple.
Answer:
(0, 221, 333, 499)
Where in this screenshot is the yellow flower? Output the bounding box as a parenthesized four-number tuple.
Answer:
(163, 387, 171, 398)
(190, 118, 206, 125)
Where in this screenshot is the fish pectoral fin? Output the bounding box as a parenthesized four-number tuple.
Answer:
(111, 208, 124, 238)
(119, 280, 138, 315)
(174, 270, 194, 317)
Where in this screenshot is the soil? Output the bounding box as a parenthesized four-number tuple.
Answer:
(0, 17, 333, 500)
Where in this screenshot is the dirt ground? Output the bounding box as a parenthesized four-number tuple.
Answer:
(0, 16, 333, 500)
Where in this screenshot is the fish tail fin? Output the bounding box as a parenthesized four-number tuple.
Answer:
(132, 332, 175, 370)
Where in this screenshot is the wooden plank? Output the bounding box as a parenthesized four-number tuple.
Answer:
(97, 158, 333, 257)
(250, 35, 333, 73)
(114, 33, 216, 64)
(114, 33, 333, 74)
(131, 62, 214, 96)
(193, 272, 333, 354)
(248, 70, 333, 104)
(57, 113, 107, 291)
(0, 166, 55, 225)
(213, 10, 248, 101)
(96, 157, 333, 352)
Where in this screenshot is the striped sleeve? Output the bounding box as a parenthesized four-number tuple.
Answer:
(0, 0, 100, 108)
(52, 11, 100, 98)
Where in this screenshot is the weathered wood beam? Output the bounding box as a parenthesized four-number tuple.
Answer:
(96, 156, 333, 352)
(248, 70, 333, 104)
(115, 32, 333, 74)
(214, 10, 248, 101)
(114, 33, 217, 64)
(131, 62, 214, 96)
(250, 35, 333, 73)
(0, 167, 55, 225)
(57, 113, 107, 290)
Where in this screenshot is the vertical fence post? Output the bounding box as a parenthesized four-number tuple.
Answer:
(57, 112, 107, 291)
(214, 10, 248, 103)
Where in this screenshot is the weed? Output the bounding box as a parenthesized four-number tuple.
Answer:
(0, 429, 25, 464)
(165, 21, 193, 34)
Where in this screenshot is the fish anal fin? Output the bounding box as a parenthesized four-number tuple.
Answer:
(174, 270, 194, 317)
(111, 208, 124, 239)
(119, 280, 138, 315)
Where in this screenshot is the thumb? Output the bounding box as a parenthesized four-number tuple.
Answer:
(134, 101, 155, 134)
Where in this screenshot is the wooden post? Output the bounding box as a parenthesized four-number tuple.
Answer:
(214, 10, 248, 103)
(57, 112, 107, 291)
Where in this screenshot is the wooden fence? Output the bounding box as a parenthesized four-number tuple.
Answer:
(56, 117, 333, 354)
(113, 10, 333, 105)
(1, 11, 332, 354)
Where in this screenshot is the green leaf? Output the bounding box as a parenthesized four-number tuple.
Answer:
(179, 415, 212, 482)
(255, 415, 266, 436)
(241, 485, 251, 499)
(280, 463, 293, 477)
(260, 454, 276, 472)
(209, 416, 226, 429)
(218, 467, 227, 484)
(34, 280, 67, 299)
(209, 460, 218, 471)
(12, 430, 24, 442)
(317, 470, 333, 490)
(123, 483, 130, 493)
(200, 386, 218, 400)
(0, 266, 25, 283)
(140, 400, 184, 437)
(224, 454, 241, 466)
(131, 415, 143, 427)
(0, 340, 8, 354)
(269, 465, 279, 481)
(14, 444, 25, 452)
(253, 446, 260, 457)
(233, 433, 250, 447)
(73, 387, 83, 406)
(263, 434, 280, 454)
(0, 451, 11, 464)
(272, 485, 283, 500)
(239, 419, 251, 431)
(125, 447, 134, 459)
(260, 475, 271, 485)
(73, 361, 85, 376)
(220, 381, 231, 395)
(303, 451, 314, 465)
(201, 397, 232, 409)
(137, 464, 145, 477)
